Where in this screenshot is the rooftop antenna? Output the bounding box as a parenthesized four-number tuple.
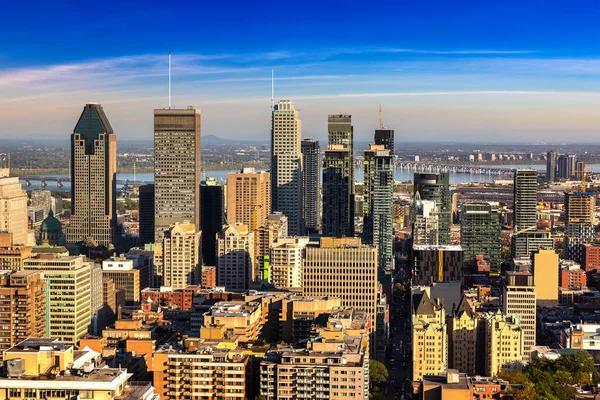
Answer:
(168, 50, 172, 109)
(271, 69, 275, 111)
(378, 104, 383, 130)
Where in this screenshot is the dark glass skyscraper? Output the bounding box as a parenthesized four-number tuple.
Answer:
(139, 184, 155, 246)
(414, 172, 451, 245)
(200, 177, 224, 266)
(460, 203, 502, 273)
(301, 138, 320, 234)
(363, 145, 394, 271)
(67, 103, 117, 246)
(322, 147, 354, 237)
(374, 129, 394, 154)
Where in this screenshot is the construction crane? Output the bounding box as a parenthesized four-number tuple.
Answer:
(572, 166, 592, 193)
(378, 104, 383, 129)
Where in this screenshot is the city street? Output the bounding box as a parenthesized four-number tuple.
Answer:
(383, 255, 413, 400)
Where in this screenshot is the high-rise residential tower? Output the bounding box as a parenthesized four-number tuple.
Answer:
(503, 271, 536, 359)
(328, 114, 354, 184)
(460, 203, 502, 273)
(513, 169, 538, 232)
(414, 173, 451, 245)
(546, 151, 557, 182)
(162, 223, 202, 290)
(322, 147, 354, 237)
(154, 107, 201, 241)
(271, 100, 303, 235)
(0, 169, 28, 246)
(565, 192, 596, 263)
(200, 177, 224, 266)
(67, 103, 117, 246)
(363, 144, 394, 271)
(301, 138, 320, 234)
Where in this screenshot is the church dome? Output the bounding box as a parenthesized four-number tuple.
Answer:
(41, 209, 62, 233)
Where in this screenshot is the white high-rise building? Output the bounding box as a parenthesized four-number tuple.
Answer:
(271, 100, 303, 236)
(217, 223, 255, 291)
(270, 236, 309, 289)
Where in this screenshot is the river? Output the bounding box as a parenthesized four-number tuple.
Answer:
(19, 164, 599, 191)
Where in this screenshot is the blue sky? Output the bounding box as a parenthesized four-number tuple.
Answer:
(2, 0, 600, 142)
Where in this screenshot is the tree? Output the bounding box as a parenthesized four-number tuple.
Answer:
(369, 360, 389, 388)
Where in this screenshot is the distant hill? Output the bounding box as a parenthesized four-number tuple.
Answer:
(202, 134, 231, 145)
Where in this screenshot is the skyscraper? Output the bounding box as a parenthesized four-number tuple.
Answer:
(322, 147, 354, 237)
(363, 144, 394, 271)
(414, 173, 451, 245)
(301, 138, 320, 234)
(374, 129, 394, 154)
(513, 169, 538, 232)
(226, 168, 270, 233)
(154, 107, 201, 241)
(546, 151, 557, 182)
(460, 203, 502, 273)
(328, 114, 354, 185)
(271, 100, 303, 235)
(200, 177, 224, 266)
(412, 196, 439, 246)
(0, 169, 29, 246)
(138, 184, 154, 246)
(67, 103, 117, 246)
(557, 155, 570, 180)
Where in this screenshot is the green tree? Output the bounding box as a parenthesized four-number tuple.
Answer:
(369, 360, 388, 388)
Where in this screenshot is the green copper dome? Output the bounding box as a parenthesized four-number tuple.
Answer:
(41, 209, 62, 232)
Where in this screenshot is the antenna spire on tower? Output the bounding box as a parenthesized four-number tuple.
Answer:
(378, 104, 383, 130)
(168, 50, 172, 109)
(271, 69, 275, 111)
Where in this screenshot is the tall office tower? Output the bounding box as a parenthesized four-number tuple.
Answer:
(200, 177, 224, 266)
(301, 138, 320, 234)
(154, 107, 201, 241)
(531, 248, 559, 304)
(484, 312, 524, 376)
(226, 168, 271, 233)
(411, 291, 448, 382)
(216, 223, 255, 291)
(374, 128, 394, 154)
(363, 144, 394, 271)
(460, 203, 502, 274)
(271, 100, 303, 235)
(322, 147, 354, 237)
(557, 154, 577, 180)
(503, 271, 536, 359)
(255, 212, 287, 283)
(328, 114, 355, 208)
(412, 195, 439, 245)
(0, 271, 46, 359)
(303, 238, 378, 348)
(270, 236, 309, 289)
(568, 154, 577, 176)
(412, 245, 464, 286)
(23, 255, 92, 345)
(101, 277, 117, 329)
(67, 103, 117, 246)
(546, 151, 557, 182)
(513, 169, 538, 232)
(565, 192, 596, 263)
(138, 184, 154, 246)
(0, 169, 28, 245)
(414, 173, 451, 245)
(162, 223, 202, 290)
(575, 161, 585, 181)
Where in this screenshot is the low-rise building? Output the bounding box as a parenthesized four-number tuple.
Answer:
(0, 338, 157, 400)
(420, 370, 514, 400)
(202, 301, 263, 342)
(560, 260, 587, 289)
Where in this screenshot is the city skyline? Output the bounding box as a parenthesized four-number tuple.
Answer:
(2, 1, 600, 142)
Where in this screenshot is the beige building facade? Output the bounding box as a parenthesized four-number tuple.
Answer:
(161, 223, 201, 290)
(0, 170, 29, 246)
